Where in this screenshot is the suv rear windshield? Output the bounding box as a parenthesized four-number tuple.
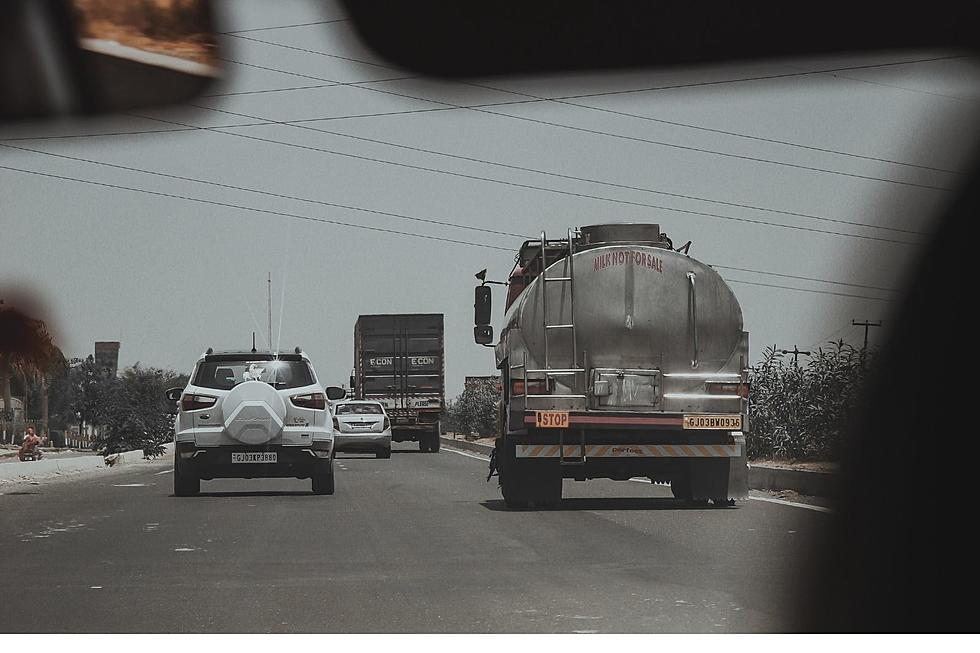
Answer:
(335, 403, 384, 415)
(193, 359, 314, 390)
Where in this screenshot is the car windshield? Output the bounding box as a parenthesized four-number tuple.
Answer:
(193, 359, 314, 390)
(335, 403, 384, 415)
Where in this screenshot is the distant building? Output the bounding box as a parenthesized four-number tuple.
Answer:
(94, 341, 120, 377)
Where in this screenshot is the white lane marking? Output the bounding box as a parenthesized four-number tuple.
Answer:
(173, 547, 195, 552)
(113, 483, 149, 487)
(90, 586, 102, 590)
(445, 448, 489, 461)
(449, 447, 832, 512)
(749, 495, 832, 513)
(155, 469, 172, 475)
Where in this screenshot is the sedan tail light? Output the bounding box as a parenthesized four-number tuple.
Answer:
(181, 394, 217, 411)
(332, 416, 341, 431)
(291, 392, 326, 409)
(383, 416, 390, 430)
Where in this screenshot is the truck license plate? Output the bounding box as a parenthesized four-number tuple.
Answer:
(535, 411, 569, 429)
(231, 452, 277, 463)
(682, 414, 742, 430)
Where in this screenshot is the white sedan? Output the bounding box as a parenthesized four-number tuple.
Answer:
(332, 400, 392, 459)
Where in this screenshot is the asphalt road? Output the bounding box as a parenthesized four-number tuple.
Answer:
(0, 443, 829, 633)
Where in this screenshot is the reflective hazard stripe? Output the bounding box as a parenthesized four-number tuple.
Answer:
(514, 444, 741, 458)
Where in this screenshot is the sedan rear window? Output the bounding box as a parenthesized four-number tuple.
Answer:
(193, 359, 314, 390)
(335, 403, 384, 415)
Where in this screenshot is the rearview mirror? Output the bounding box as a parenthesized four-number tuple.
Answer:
(474, 285, 492, 325)
(165, 387, 183, 402)
(1, 0, 219, 121)
(325, 386, 347, 401)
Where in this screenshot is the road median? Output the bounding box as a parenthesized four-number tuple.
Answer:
(0, 443, 173, 485)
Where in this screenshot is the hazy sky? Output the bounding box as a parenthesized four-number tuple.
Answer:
(2, 0, 979, 396)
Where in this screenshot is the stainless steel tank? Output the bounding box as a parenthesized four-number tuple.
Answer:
(500, 224, 747, 414)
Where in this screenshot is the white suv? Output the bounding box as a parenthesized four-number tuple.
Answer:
(167, 348, 345, 496)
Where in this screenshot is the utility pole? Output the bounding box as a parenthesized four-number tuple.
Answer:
(852, 319, 882, 352)
(778, 345, 811, 366)
(267, 272, 273, 353)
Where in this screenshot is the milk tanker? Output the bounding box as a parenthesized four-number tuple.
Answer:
(474, 223, 749, 508)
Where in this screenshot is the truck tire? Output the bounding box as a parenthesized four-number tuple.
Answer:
(497, 438, 561, 509)
(430, 429, 441, 453)
(312, 461, 336, 495)
(376, 447, 391, 459)
(173, 457, 200, 497)
(419, 438, 430, 453)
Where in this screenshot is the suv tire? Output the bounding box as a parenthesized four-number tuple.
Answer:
(174, 457, 200, 497)
(312, 461, 335, 495)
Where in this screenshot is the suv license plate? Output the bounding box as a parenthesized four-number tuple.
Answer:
(682, 415, 742, 430)
(231, 452, 277, 464)
(535, 411, 569, 428)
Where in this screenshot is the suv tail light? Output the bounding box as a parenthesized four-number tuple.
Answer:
(705, 382, 750, 399)
(181, 394, 217, 411)
(291, 392, 326, 409)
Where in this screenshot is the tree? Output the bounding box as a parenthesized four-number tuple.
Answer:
(0, 304, 59, 435)
(747, 340, 873, 461)
(90, 364, 187, 457)
(445, 378, 500, 438)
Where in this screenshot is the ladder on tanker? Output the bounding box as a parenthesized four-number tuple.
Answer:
(530, 228, 587, 465)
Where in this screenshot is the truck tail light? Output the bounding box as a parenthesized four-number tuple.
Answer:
(181, 394, 217, 411)
(705, 382, 750, 399)
(291, 392, 326, 409)
(511, 378, 553, 396)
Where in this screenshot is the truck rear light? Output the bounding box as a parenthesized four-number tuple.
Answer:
(705, 382, 750, 399)
(291, 392, 326, 409)
(181, 394, 217, 411)
(511, 378, 553, 396)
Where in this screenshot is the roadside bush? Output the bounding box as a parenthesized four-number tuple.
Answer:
(443, 379, 500, 439)
(748, 341, 873, 461)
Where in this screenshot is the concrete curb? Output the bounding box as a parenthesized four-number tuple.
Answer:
(748, 464, 838, 498)
(440, 436, 838, 498)
(0, 443, 173, 484)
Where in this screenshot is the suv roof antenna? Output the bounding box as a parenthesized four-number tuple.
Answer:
(251, 331, 257, 353)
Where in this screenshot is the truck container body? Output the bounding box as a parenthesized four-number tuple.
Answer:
(354, 313, 445, 452)
(478, 224, 749, 507)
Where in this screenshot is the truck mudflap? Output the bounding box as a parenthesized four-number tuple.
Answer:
(514, 443, 741, 458)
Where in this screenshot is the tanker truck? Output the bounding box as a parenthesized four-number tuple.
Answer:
(474, 223, 749, 508)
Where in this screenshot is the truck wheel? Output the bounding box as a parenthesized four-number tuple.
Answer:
(430, 431, 441, 453)
(670, 475, 692, 502)
(498, 439, 560, 509)
(173, 458, 200, 497)
(419, 438, 430, 453)
(312, 461, 335, 495)
(376, 447, 391, 459)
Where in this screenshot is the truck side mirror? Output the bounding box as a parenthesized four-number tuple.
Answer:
(349, 374, 356, 393)
(475, 285, 492, 325)
(474, 325, 494, 345)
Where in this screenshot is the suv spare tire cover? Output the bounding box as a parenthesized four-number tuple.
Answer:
(222, 380, 287, 445)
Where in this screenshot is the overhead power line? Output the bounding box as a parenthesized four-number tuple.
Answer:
(0, 163, 898, 303)
(725, 278, 896, 302)
(217, 38, 956, 190)
(130, 109, 921, 246)
(0, 164, 514, 252)
(0, 142, 527, 240)
(4, 141, 895, 292)
(219, 18, 351, 35)
(190, 102, 929, 238)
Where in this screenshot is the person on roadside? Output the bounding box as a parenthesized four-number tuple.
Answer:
(18, 425, 42, 461)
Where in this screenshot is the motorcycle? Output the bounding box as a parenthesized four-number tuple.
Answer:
(18, 447, 43, 462)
